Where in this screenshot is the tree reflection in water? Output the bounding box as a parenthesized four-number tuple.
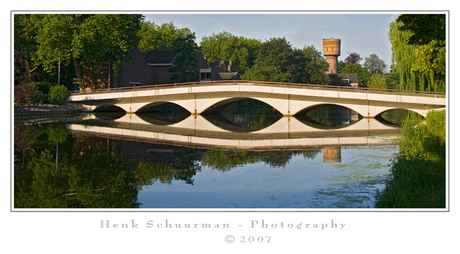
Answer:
(14, 122, 139, 208)
(14, 121, 322, 208)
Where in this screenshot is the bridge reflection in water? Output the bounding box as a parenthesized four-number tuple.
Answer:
(65, 109, 401, 151)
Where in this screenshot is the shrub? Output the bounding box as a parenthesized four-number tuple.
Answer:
(29, 82, 52, 104)
(49, 84, 69, 106)
(375, 110, 446, 208)
(14, 83, 37, 106)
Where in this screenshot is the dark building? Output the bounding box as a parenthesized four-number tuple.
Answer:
(120, 47, 211, 87)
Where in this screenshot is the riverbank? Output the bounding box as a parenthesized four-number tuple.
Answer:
(14, 104, 82, 124)
(375, 110, 446, 208)
(14, 104, 81, 116)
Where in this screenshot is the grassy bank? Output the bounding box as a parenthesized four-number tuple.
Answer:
(375, 109, 446, 208)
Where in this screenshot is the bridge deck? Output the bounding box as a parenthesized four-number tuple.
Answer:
(71, 80, 446, 97)
(66, 81, 446, 117)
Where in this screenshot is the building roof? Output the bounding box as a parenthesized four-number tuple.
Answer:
(338, 73, 359, 83)
(218, 72, 239, 80)
(141, 50, 179, 65)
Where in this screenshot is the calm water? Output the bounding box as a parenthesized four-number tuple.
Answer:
(14, 102, 407, 209)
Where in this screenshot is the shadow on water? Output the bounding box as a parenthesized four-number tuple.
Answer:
(295, 104, 363, 130)
(377, 109, 424, 127)
(208, 98, 283, 132)
(136, 103, 191, 125)
(92, 105, 126, 120)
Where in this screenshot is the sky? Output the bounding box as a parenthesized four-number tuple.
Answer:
(143, 12, 400, 68)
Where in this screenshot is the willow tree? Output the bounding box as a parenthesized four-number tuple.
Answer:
(389, 15, 446, 92)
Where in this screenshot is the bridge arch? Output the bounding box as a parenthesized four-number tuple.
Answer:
(201, 97, 282, 115)
(93, 104, 126, 113)
(137, 101, 189, 113)
(374, 108, 426, 119)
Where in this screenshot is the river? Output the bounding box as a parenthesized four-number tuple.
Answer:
(13, 101, 408, 209)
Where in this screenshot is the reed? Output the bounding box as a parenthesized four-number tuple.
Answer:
(375, 109, 446, 208)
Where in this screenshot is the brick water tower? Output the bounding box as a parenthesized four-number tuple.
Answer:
(323, 38, 341, 74)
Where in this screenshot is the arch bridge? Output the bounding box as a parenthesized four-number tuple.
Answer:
(65, 81, 446, 118)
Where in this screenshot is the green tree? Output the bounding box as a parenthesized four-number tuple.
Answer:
(364, 53, 387, 74)
(367, 73, 387, 89)
(385, 72, 400, 90)
(389, 16, 445, 92)
(396, 14, 445, 46)
(301, 45, 330, 85)
(169, 34, 200, 83)
(243, 37, 303, 83)
(200, 31, 261, 72)
(340, 62, 370, 86)
(15, 14, 143, 90)
(242, 38, 330, 85)
(137, 21, 195, 50)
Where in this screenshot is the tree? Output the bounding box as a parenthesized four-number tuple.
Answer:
(340, 62, 370, 86)
(243, 38, 330, 85)
(344, 52, 362, 64)
(385, 72, 400, 90)
(15, 14, 143, 90)
(301, 46, 330, 85)
(364, 53, 387, 74)
(396, 14, 445, 46)
(367, 73, 387, 89)
(137, 21, 195, 50)
(169, 34, 200, 83)
(389, 16, 445, 92)
(200, 31, 261, 72)
(243, 37, 306, 83)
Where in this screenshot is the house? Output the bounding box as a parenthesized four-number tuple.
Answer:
(120, 47, 211, 87)
(210, 58, 241, 81)
(338, 73, 359, 88)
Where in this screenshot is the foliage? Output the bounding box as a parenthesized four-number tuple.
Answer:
(340, 62, 370, 86)
(389, 17, 445, 92)
(367, 73, 387, 89)
(328, 74, 343, 86)
(14, 125, 139, 208)
(200, 31, 262, 72)
(29, 82, 53, 104)
(47, 123, 68, 143)
(396, 14, 445, 46)
(375, 110, 446, 208)
(14, 83, 37, 106)
(15, 14, 143, 88)
(242, 64, 292, 83)
(301, 46, 331, 85)
(364, 53, 387, 74)
(169, 34, 200, 83)
(385, 72, 400, 90)
(137, 21, 195, 50)
(344, 52, 362, 64)
(242, 38, 329, 84)
(49, 84, 69, 106)
(135, 162, 175, 187)
(201, 149, 321, 172)
(14, 50, 32, 85)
